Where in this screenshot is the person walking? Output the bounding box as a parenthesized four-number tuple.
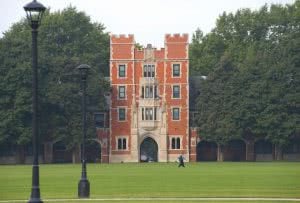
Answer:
(178, 154, 185, 167)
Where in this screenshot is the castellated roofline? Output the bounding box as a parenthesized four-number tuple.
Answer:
(110, 34, 135, 44)
(165, 33, 189, 42)
(111, 34, 134, 39)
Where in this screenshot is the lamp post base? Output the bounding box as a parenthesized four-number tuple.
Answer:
(78, 179, 90, 198)
(28, 197, 43, 203)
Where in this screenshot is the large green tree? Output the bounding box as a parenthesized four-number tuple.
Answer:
(194, 1, 300, 155)
(0, 7, 109, 153)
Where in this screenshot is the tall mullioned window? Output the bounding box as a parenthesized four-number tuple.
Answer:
(143, 64, 155, 77)
(141, 107, 158, 121)
(141, 85, 158, 98)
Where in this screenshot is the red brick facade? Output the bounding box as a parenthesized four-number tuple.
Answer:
(97, 34, 191, 163)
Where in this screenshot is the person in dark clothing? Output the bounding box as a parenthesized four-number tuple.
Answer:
(178, 155, 185, 167)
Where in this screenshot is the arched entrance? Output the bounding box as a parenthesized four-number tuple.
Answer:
(196, 141, 217, 161)
(85, 140, 101, 163)
(53, 141, 72, 163)
(224, 139, 246, 161)
(254, 140, 273, 161)
(140, 137, 158, 162)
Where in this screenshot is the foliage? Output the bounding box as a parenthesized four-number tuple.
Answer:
(0, 7, 110, 149)
(194, 1, 300, 147)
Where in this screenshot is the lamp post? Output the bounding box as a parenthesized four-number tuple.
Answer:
(77, 64, 90, 198)
(24, 1, 46, 203)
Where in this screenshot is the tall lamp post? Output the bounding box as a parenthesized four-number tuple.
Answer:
(77, 64, 90, 198)
(24, 1, 46, 203)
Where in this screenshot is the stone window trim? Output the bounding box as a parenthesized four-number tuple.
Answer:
(117, 64, 127, 78)
(171, 63, 181, 78)
(117, 107, 127, 122)
(117, 85, 126, 100)
(116, 136, 128, 150)
(172, 107, 181, 121)
(172, 84, 181, 99)
(169, 135, 182, 150)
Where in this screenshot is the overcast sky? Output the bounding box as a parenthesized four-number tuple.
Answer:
(0, 0, 295, 47)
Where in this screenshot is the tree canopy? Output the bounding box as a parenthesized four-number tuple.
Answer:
(0, 7, 110, 149)
(193, 1, 300, 148)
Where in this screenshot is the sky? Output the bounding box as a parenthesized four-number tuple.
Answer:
(0, 0, 295, 48)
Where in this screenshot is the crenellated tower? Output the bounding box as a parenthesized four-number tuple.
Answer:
(100, 34, 189, 163)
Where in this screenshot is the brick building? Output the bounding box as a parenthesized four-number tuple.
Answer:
(1, 34, 299, 164)
(93, 34, 300, 163)
(97, 34, 195, 163)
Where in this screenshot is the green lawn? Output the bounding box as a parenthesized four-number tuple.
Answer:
(0, 162, 299, 201)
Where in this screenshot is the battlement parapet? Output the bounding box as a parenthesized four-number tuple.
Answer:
(111, 34, 134, 44)
(165, 33, 188, 43)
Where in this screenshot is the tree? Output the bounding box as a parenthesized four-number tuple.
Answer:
(0, 7, 110, 158)
(194, 1, 300, 158)
(189, 28, 226, 76)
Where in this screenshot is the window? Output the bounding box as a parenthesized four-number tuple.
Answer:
(173, 85, 180, 98)
(154, 86, 158, 98)
(117, 138, 127, 150)
(172, 108, 180, 120)
(171, 137, 181, 149)
(145, 108, 153, 120)
(173, 64, 180, 77)
(94, 113, 105, 128)
(141, 107, 158, 121)
(118, 108, 126, 121)
(145, 86, 153, 98)
(141, 85, 158, 98)
(118, 65, 126, 77)
(143, 64, 155, 77)
(118, 86, 125, 99)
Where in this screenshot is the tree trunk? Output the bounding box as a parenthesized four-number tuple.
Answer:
(44, 142, 53, 163)
(275, 145, 283, 161)
(217, 144, 224, 161)
(16, 145, 25, 164)
(72, 145, 81, 163)
(246, 141, 255, 161)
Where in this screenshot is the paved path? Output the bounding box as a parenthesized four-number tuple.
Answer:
(1, 198, 300, 202)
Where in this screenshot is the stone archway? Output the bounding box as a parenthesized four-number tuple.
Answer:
(196, 141, 217, 161)
(140, 137, 158, 162)
(254, 139, 273, 161)
(224, 139, 246, 161)
(85, 139, 101, 163)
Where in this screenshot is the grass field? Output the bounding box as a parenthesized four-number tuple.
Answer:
(0, 162, 299, 202)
